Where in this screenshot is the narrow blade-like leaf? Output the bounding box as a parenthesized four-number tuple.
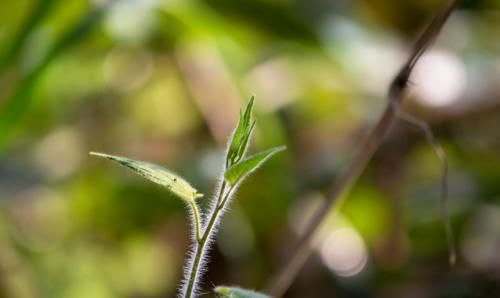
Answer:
(242, 95, 254, 128)
(236, 120, 256, 161)
(226, 112, 245, 167)
(224, 146, 285, 186)
(226, 96, 255, 168)
(215, 286, 270, 298)
(90, 152, 203, 202)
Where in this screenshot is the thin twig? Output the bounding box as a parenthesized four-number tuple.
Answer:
(267, 1, 460, 296)
(391, 101, 456, 265)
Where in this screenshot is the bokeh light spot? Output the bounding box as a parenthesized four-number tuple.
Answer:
(412, 50, 466, 107)
(320, 227, 367, 277)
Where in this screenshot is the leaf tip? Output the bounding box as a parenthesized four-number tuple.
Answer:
(243, 96, 255, 120)
(89, 151, 106, 158)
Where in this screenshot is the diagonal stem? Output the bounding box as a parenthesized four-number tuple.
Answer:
(267, 1, 460, 296)
(268, 104, 397, 297)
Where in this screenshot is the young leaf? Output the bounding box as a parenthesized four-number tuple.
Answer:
(89, 152, 203, 202)
(226, 96, 255, 168)
(236, 120, 256, 161)
(224, 146, 285, 186)
(214, 286, 270, 298)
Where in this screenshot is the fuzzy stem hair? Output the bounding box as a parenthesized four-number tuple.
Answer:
(180, 178, 238, 298)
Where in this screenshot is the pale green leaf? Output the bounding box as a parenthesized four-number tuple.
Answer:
(226, 96, 255, 168)
(89, 152, 203, 202)
(214, 286, 270, 298)
(224, 146, 285, 186)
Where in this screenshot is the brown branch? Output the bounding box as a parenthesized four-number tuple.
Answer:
(267, 1, 460, 296)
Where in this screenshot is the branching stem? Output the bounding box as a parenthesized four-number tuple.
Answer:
(184, 181, 235, 298)
(267, 1, 460, 296)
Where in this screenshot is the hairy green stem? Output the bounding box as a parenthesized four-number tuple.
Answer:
(184, 181, 232, 298)
(189, 201, 202, 243)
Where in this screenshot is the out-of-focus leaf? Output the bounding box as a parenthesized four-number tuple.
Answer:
(214, 286, 270, 298)
(89, 152, 203, 202)
(0, 0, 57, 72)
(224, 146, 285, 186)
(0, 3, 111, 152)
(203, 0, 319, 43)
(226, 96, 255, 168)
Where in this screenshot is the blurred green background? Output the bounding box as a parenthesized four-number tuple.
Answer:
(1, 0, 500, 297)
